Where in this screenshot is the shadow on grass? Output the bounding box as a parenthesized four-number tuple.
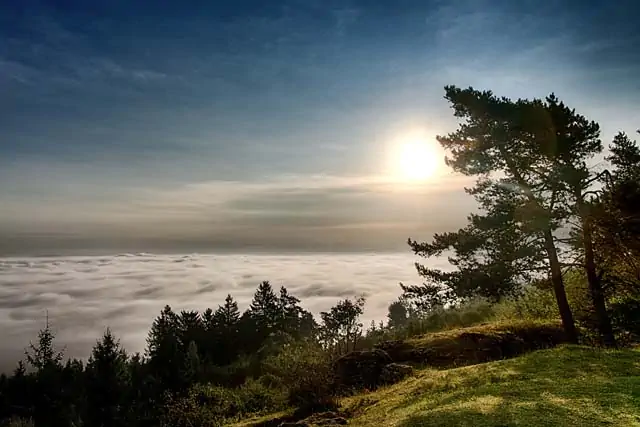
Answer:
(399, 409, 513, 427)
(390, 346, 640, 427)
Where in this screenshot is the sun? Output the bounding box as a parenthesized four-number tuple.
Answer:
(391, 136, 441, 182)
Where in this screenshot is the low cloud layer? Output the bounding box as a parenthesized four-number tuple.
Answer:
(0, 252, 450, 372)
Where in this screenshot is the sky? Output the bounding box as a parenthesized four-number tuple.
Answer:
(1, 0, 639, 255)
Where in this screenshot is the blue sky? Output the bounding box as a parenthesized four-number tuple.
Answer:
(1, 0, 639, 254)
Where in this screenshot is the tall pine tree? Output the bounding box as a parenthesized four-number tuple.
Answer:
(406, 86, 581, 341)
(85, 328, 130, 427)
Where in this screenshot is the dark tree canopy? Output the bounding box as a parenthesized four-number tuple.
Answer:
(404, 86, 618, 343)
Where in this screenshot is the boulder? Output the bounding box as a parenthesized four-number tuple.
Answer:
(307, 412, 348, 425)
(333, 349, 393, 390)
(374, 340, 413, 360)
(379, 363, 414, 385)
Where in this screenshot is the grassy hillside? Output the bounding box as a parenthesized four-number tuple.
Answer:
(344, 345, 640, 427)
(234, 344, 640, 427)
(376, 320, 567, 368)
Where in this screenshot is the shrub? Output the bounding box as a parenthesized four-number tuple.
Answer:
(609, 296, 640, 341)
(237, 378, 285, 415)
(257, 372, 283, 389)
(0, 418, 35, 427)
(204, 356, 252, 387)
(264, 341, 338, 416)
(494, 287, 559, 321)
(160, 390, 220, 427)
(399, 299, 497, 339)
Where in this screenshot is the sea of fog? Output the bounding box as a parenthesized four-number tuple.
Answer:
(0, 252, 450, 371)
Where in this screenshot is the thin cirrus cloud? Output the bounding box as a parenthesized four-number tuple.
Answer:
(0, 172, 476, 255)
(0, 0, 639, 254)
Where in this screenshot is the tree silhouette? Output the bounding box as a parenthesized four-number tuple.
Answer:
(320, 296, 366, 354)
(387, 298, 409, 329)
(210, 295, 241, 365)
(85, 329, 130, 427)
(278, 286, 316, 339)
(146, 305, 184, 392)
(25, 317, 64, 372)
(24, 319, 69, 427)
(246, 281, 281, 351)
(405, 86, 589, 342)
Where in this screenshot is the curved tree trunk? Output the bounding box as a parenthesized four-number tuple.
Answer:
(581, 203, 617, 347)
(543, 229, 579, 343)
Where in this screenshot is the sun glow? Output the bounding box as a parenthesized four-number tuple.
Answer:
(390, 133, 441, 182)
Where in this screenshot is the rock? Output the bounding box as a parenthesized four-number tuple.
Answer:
(307, 412, 349, 425)
(379, 363, 414, 385)
(319, 417, 348, 425)
(375, 340, 421, 363)
(333, 349, 393, 390)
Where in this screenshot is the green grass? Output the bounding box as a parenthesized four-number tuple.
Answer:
(344, 345, 640, 426)
(378, 320, 568, 368)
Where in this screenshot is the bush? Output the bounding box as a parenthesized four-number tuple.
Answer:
(494, 287, 559, 321)
(0, 418, 35, 427)
(160, 379, 285, 426)
(204, 356, 253, 387)
(264, 341, 338, 416)
(237, 378, 285, 415)
(160, 390, 220, 427)
(399, 299, 497, 339)
(193, 381, 283, 421)
(257, 372, 283, 389)
(609, 296, 640, 341)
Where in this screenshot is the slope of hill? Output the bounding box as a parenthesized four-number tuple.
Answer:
(235, 344, 640, 427)
(343, 345, 640, 426)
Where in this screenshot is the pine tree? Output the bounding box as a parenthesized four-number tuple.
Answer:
(592, 132, 640, 299)
(25, 318, 64, 372)
(210, 295, 241, 364)
(177, 310, 204, 354)
(278, 286, 315, 339)
(146, 305, 184, 392)
(184, 340, 201, 385)
(213, 294, 241, 328)
(86, 328, 130, 427)
(406, 86, 580, 342)
(248, 281, 280, 330)
(24, 318, 68, 427)
(247, 281, 281, 350)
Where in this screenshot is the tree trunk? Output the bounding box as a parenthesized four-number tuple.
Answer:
(581, 207, 617, 347)
(543, 229, 579, 343)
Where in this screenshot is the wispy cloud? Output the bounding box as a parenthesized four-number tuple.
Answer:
(0, 172, 475, 254)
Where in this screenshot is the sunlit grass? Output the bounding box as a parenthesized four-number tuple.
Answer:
(344, 345, 640, 427)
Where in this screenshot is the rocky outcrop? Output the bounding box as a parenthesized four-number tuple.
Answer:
(333, 349, 413, 390)
(279, 412, 348, 426)
(333, 349, 393, 390)
(379, 363, 414, 385)
(374, 322, 568, 367)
